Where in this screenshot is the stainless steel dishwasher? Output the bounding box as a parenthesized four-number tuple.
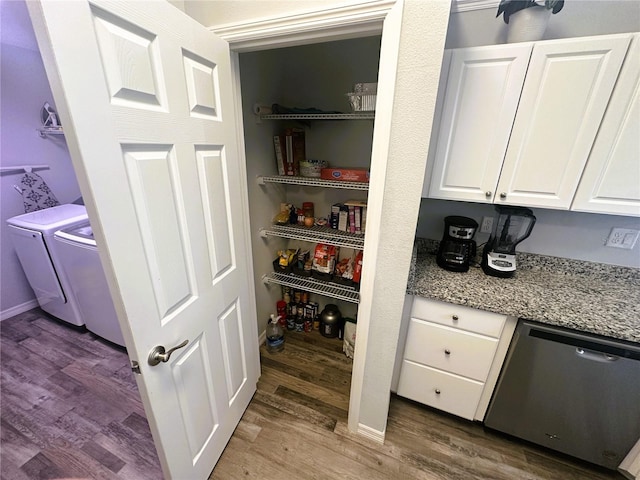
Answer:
(484, 319, 640, 470)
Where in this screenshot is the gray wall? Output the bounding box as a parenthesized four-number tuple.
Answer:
(417, 1, 640, 268)
(446, 0, 640, 48)
(417, 199, 640, 268)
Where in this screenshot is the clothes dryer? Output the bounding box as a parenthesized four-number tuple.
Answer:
(6, 204, 89, 326)
(53, 222, 125, 347)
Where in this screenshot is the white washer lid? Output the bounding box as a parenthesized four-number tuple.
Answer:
(54, 221, 96, 246)
(6, 204, 88, 234)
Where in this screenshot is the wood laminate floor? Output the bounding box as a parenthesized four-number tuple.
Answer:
(1, 308, 626, 479)
(1, 308, 163, 480)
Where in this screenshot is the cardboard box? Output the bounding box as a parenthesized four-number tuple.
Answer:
(321, 168, 369, 183)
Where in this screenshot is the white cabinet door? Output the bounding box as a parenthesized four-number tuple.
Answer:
(427, 44, 532, 203)
(496, 34, 631, 209)
(28, 1, 259, 478)
(572, 34, 640, 217)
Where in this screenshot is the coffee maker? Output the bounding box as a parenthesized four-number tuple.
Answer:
(437, 216, 479, 272)
(481, 206, 536, 278)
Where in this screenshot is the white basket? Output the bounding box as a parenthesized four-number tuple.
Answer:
(346, 93, 376, 112)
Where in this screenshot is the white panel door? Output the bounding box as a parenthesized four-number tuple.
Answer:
(572, 34, 640, 217)
(28, 1, 259, 478)
(496, 34, 632, 209)
(427, 43, 532, 203)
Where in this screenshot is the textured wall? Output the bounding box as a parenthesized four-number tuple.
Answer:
(352, 0, 450, 435)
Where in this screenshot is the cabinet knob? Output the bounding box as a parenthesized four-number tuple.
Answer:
(485, 191, 492, 198)
(500, 192, 507, 199)
(452, 314, 459, 321)
(444, 349, 451, 355)
(435, 388, 441, 395)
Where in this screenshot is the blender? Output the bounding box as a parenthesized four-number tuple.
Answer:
(481, 206, 536, 277)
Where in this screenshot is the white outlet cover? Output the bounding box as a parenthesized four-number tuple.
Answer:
(606, 228, 640, 249)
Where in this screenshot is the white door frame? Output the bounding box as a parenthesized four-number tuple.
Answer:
(208, 0, 398, 440)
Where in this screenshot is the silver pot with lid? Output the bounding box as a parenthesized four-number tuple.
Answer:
(320, 304, 342, 338)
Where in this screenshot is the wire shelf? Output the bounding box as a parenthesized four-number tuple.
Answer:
(263, 272, 360, 304)
(258, 175, 369, 191)
(260, 113, 374, 121)
(261, 224, 365, 250)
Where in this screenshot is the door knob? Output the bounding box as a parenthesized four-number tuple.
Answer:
(148, 339, 189, 366)
(500, 192, 507, 199)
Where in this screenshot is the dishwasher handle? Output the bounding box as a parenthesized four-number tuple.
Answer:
(523, 321, 640, 361)
(575, 347, 619, 363)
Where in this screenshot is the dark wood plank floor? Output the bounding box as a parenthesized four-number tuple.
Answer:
(2, 309, 627, 479)
(211, 329, 626, 480)
(1, 308, 162, 480)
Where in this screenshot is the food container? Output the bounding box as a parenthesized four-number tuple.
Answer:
(320, 168, 369, 183)
(354, 82, 378, 94)
(346, 92, 376, 112)
(300, 159, 328, 178)
(320, 304, 342, 338)
(272, 254, 297, 273)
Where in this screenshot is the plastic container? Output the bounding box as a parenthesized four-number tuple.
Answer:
(266, 314, 285, 353)
(320, 304, 342, 338)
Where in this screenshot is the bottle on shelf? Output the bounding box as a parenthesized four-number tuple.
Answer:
(266, 314, 285, 353)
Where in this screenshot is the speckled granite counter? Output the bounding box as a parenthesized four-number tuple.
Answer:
(407, 238, 640, 344)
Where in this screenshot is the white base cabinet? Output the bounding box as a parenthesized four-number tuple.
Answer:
(396, 297, 516, 421)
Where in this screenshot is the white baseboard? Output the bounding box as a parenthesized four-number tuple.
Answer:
(357, 423, 385, 444)
(258, 329, 266, 347)
(0, 299, 38, 321)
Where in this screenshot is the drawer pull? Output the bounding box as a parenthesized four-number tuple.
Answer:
(435, 388, 441, 395)
(444, 349, 451, 355)
(452, 314, 459, 321)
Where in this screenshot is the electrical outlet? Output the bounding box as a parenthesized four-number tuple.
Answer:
(605, 228, 640, 249)
(480, 216, 494, 233)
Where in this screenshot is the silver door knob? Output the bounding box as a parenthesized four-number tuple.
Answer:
(485, 191, 492, 198)
(500, 192, 507, 199)
(148, 339, 189, 366)
(452, 314, 459, 321)
(444, 349, 451, 355)
(435, 388, 441, 395)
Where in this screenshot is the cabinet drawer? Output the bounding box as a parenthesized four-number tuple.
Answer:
(397, 360, 484, 420)
(411, 297, 506, 338)
(405, 319, 498, 381)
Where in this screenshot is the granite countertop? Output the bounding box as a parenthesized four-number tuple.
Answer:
(407, 238, 640, 344)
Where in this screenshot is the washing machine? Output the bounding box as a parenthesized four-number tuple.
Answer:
(6, 204, 89, 326)
(53, 222, 125, 347)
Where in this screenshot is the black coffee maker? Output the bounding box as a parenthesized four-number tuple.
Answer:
(437, 216, 479, 272)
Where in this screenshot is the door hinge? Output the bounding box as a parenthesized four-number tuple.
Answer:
(131, 360, 141, 375)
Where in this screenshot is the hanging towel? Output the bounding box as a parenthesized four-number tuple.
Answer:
(20, 172, 60, 213)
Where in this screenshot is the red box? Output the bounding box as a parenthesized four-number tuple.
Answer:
(320, 168, 369, 183)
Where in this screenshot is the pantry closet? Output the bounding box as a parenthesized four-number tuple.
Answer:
(238, 35, 381, 336)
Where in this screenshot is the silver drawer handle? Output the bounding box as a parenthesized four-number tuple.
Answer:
(435, 388, 441, 395)
(148, 339, 189, 366)
(452, 314, 459, 321)
(444, 349, 451, 355)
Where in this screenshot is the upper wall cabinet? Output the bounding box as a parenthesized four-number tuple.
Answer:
(572, 34, 640, 217)
(426, 43, 533, 203)
(426, 33, 633, 210)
